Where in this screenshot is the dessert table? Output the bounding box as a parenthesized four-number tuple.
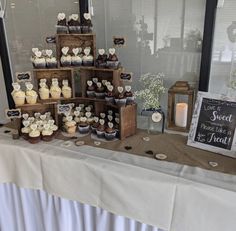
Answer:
(0, 126, 236, 231)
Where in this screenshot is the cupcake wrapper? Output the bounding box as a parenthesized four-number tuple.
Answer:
(61, 61, 72, 67)
(56, 25, 68, 34)
(68, 26, 82, 34)
(34, 63, 46, 69)
(83, 60, 94, 66)
(105, 131, 116, 141)
(91, 126, 98, 134)
(71, 61, 82, 66)
(78, 125, 90, 134)
(46, 62, 58, 68)
(42, 135, 53, 142)
(106, 61, 120, 69)
(28, 136, 41, 144)
(95, 92, 105, 99)
(96, 130, 105, 138)
(126, 96, 135, 104)
(115, 98, 127, 107)
(105, 97, 115, 104)
(82, 26, 93, 34)
(87, 91, 95, 98)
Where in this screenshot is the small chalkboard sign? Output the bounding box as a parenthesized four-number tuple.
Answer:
(57, 104, 72, 115)
(113, 37, 126, 47)
(5, 109, 21, 119)
(120, 72, 132, 81)
(46, 36, 56, 44)
(16, 72, 31, 82)
(187, 92, 236, 158)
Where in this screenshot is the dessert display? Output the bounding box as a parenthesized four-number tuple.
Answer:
(95, 49, 107, 68)
(105, 84, 115, 104)
(115, 86, 127, 106)
(82, 47, 94, 66)
(11, 83, 26, 106)
(105, 122, 116, 140)
(45, 49, 57, 68)
(50, 78, 62, 99)
(95, 82, 105, 99)
(39, 79, 50, 100)
(25, 82, 38, 105)
(56, 13, 68, 34)
(82, 13, 93, 34)
(68, 14, 81, 34)
(62, 80, 72, 99)
(71, 48, 82, 66)
(61, 47, 72, 67)
(106, 48, 120, 69)
(124, 86, 135, 105)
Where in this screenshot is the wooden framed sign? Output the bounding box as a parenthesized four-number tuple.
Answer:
(120, 72, 133, 82)
(187, 92, 236, 158)
(57, 104, 72, 115)
(16, 72, 31, 82)
(5, 109, 21, 119)
(113, 36, 126, 47)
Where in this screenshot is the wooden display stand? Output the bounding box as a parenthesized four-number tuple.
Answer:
(33, 68, 75, 102)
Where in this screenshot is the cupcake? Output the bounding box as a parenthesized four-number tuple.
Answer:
(91, 116, 99, 133)
(50, 79, 61, 99)
(105, 122, 116, 140)
(106, 48, 120, 69)
(62, 80, 72, 99)
(25, 83, 38, 105)
(124, 86, 135, 105)
(105, 85, 115, 104)
(82, 47, 94, 66)
(82, 13, 93, 33)
(39, 81, 50, 100)
(61, 47, 71, 67)
(65, 117, 77, 134)
(11, 83, 25, 106)
(115, 86, 127, 106)
(71, 47, 82, 66)
(85, 112, 93, 125)
(86, 80, 95, 98)
(68, 14, 81, 34)
(56, 13, 68, 34)
(95, 82, 105, 99)
(21, 126, 30, 140)
(42, 124, 54, 142)
(28, 124, 41, 144)
(45, 50, 57, 68)
(95, 49, 107, 68)
(96, 119, 105, 138)
(78, 117, 90, 134)
(51, 124, 59, 137)
(34, 57, 46, 69)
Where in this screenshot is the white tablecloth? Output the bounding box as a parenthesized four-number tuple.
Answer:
(0, 127, 236, 231)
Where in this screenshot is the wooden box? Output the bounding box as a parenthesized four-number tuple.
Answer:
(56, 34, 96, 67)
(33, 68, 75, 102)
(79, 67, 123, 98)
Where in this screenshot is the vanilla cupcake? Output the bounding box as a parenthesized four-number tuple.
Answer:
(50, 79, 61, 99)
(25, 83, 38, 105)
(39, 80, 50, 100)
(42, 124, 54, 142)
(28, 124, 41, 144)
(11, 83, 25, 106)
(46, 56, 57, 68)
(61, 55, 72, 67)
(62, 80, 72, 99)
(65, 120, 77, 134)
(21, 126, 31, 140)
(34, 56, 46, 69)
(78, 117, 90, 134)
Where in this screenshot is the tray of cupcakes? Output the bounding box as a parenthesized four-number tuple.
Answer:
(60, 46, 93, 67)
(31, 48, 58, 69)
(95, 48, 121, 69)
(20, 111, 59, 144)
(56, 13, 93, 34)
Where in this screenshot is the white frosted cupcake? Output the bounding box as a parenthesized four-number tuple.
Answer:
(12, 90, 25, 106)
(28, 129, 41, 144)
(50, 80, 61, 99)
(46, 57, 57, 68)
(26, 89, 38, 105)
(62, 80, 72, 99)
(34, 57, 46, 69)
(61, 55, 72, 67)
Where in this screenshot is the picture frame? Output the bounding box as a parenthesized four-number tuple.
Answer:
(187, 91, 236, 158)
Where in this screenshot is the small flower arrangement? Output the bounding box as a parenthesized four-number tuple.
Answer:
(135, 73, 165, 109)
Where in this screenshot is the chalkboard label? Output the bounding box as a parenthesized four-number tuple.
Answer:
(5, 109, 21, 119)
(16, 72, 31, 82)
(46, 36, 56, 44)
(120, 72, 132, 81)
(188, 92, 236, 158)
(113, 37, 126, 46)
(57, 104, 72, 115)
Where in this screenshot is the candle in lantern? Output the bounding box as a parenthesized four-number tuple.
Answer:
(175, 103, 188, 127)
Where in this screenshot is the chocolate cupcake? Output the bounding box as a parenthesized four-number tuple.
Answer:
(115, 87, 127, 106)
(124, 86, 135, 105)
(105, 85, 115, 104)
(68, 14, 81, 34)
(95, 49, 107, 68)
(56, 13, 68, 34)
(86, 80, 95, 98)
(105, 122, 116, 141)
(78, 117, 90, 134)
(82, 13, 93, 33)
(95, 82, 105, 99)
(91, 117, 99, 134)
(96, 119, 105, 138)
(106, 48, 120, 69)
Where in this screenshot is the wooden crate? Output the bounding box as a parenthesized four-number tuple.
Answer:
(33, 68, 75, 102)
(79, 67, 123, 98)
(15, 102, 58, 132)
(56, 34, 96, 67)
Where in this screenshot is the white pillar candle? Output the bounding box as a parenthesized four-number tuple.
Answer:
(175, 103, 188, 127)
